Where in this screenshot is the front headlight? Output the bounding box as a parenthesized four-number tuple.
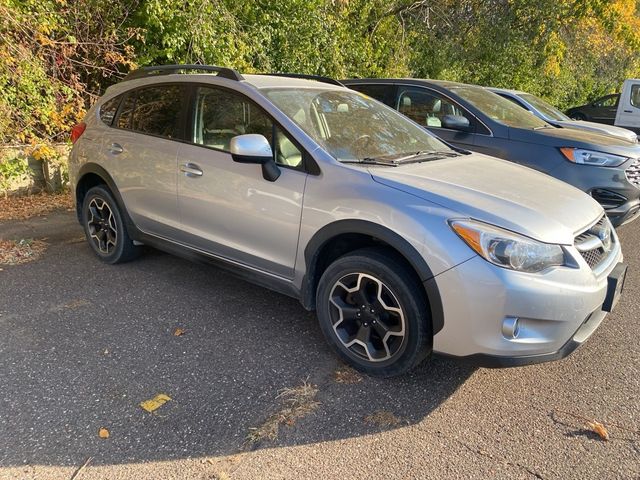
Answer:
(560, 147, 628, 167)
(450, 219, 565, 273)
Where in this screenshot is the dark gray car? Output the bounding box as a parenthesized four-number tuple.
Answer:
(343, 79, 640, 226)
(566, 94, 620, 123)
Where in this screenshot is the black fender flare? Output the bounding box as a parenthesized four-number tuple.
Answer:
(75, 163, 138, 236)
(302, 219, 444, 334)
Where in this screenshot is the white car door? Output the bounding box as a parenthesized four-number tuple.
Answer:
(615, 80, 640, 132)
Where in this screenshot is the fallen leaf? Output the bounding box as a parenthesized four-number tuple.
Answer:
(173, 327, 186, 336)
(140, 393, 172, 413)
(98, 428, 110, 439)
(588, 421, 609, 441)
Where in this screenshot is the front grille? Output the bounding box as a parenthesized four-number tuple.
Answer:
(580, 247, 605, 268)
(575, 215, 614, 269)
(626, 158, 640, 187)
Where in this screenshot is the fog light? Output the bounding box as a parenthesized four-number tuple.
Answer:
(502, 316, 521, 339)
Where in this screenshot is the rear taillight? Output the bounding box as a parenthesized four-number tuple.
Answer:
(70, 122, 86, 144)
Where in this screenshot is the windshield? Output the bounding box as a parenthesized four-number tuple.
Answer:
(519, 93, 570, 122)
(451, 86, 549, 129)
(263, 88, 451, 162)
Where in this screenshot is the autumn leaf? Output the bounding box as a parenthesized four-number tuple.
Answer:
(140, 393, 172, 413)
(173, 327, 186, 336)
(587, 421, 609, 441)
(98, 427, 110, 439)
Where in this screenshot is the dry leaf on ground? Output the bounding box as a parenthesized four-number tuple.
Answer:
(245, 381, 319, 446)
(140, 393, 172, 413)
(173, 327, 186, 336)
(98, 428, 110, 439)
(0, 239, 47, 265)
(333, 365, 363, 384)
(0, 191, 73, 222)
(588, 421, 610, 441)
(364, 410, 402, 428)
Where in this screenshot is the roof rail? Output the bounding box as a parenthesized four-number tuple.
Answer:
(123, 64, 244, 82)
(261, 73, 344, 87)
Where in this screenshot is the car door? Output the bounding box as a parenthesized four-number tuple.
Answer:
(175, 85, 307, 278)
(615, 82, 640, 131)
(104, 84, 186, 236)
(394, 87, 476, 148)
(589, 94, 619, 124)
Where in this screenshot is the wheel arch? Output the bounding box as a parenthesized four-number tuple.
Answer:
(75, 163, 137, 234)
(302, 219, 444, 334)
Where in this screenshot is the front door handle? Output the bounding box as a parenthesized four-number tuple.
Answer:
(624, 110, 633, 113)
(180, 163, 203, 177)
(108, 143, 124, 155)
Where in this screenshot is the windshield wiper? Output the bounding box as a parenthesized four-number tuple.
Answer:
(341, 158, 400, 166)
(394, 150, 461, 163)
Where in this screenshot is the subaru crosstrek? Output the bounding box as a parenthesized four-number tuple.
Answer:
(69, 65, 626, 377)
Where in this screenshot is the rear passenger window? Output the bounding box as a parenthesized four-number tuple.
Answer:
(192, 86, 303, 168)
(99, 96, 121, 126)
(132, 85, 184, 139)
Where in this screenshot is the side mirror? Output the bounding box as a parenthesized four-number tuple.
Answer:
(441, 115, 471, 132)
(230, 134, 281, 182)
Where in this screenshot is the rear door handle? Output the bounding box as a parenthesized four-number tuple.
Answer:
(624, 110, 633, 113)
(180, 163, 203, 177)
(108, 143, 124, 155)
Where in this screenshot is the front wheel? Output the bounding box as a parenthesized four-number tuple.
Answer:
(316, 248, 432, 377)
(82, 185, 141, 264)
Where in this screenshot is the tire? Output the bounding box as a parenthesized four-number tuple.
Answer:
(316, 247, 432, 377)
(81, 185, 141, 264)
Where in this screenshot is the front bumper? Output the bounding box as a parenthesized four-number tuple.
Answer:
(430, 242, 624, 367)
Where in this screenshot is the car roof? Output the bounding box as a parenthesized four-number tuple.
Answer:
(242, 74, 344, 90)
(487, 87, 527, 96)
(342, 78, 479, 89)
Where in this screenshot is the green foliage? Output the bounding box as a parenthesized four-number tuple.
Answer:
(1, 0, 640, 149)
(0, 154, 31, 193)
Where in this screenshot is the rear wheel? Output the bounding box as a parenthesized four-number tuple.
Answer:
(82, 185, 141, 264)
(316, 247, 432, 377)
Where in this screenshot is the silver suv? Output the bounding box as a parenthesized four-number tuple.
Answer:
(69, 65, 626, 377)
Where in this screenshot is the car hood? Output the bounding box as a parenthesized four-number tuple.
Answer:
(509, 125, 640, 157)
(370, 154, 603, 245)
(550, 120, 638, 143)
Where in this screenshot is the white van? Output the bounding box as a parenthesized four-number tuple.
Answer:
(615, 79, 640, 134)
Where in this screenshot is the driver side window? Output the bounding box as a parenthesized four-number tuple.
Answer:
(192, 87, 303, 168)
(397, 88, 469, 128)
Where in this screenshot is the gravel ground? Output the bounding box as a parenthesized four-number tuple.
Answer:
(0, 210, 638, 480)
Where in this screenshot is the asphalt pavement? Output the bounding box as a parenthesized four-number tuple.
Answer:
(0, 210, 638, 479)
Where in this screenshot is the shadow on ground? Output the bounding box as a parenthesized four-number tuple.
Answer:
(0, 211, 474, 467)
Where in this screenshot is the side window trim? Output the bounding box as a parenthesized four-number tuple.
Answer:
(185, 83, 316, 174)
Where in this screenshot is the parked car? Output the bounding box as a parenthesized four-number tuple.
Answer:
(488, 87, 638, 143)
(614, 79, 640, 134)
(566, 94, 620, 124)
(343, 78, 640, 226)
(70, 65, 626, 377)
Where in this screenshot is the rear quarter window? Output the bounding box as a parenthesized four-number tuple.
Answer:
(99, 96, 122, 126)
